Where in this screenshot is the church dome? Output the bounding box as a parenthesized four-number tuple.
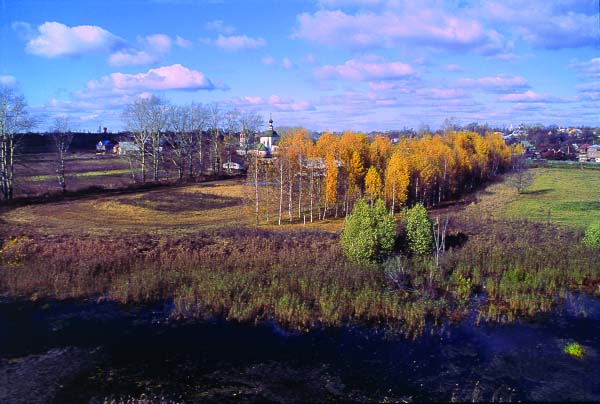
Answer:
(262, 115, 278, 139)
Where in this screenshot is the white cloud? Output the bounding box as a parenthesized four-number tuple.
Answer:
(318, 0, 384, 7)
(175, 35, 193, 48)
(456, 75, 530, 93)
(497, 90, 566, 103)
(294, 6, 504, 54)
(108, 34, 172, 66)
(232, 94, 315, 112)
(80, 64, 223, 97)
(12, 21, 35, 40)
(302, 53, 317, 64)
(79, 113, 100, 122)
(444, 64, 463, 72)
(314, 57, 415, 81)
(479, 0, 598, 49)
(262, 55, 276, 65)
(214, 34, 266, 51)
(24, 21, 122, 57)
(415, 88, 466, 100)
(205, 19, 235, 34)
(282, 57, 295, 69)
(0, 75, 17, 87)
(570, 57, 600, 78)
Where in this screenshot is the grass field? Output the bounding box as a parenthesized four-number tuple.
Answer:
(3, 167, 600, 237)
(13, 152, 204, 198)
(0, 179, 257, 236)
(462, 167, 600, 228)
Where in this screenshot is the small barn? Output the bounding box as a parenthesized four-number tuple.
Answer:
(115, 141, 138, 155)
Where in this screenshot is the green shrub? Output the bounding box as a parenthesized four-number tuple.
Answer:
(341, 198, 396, 264)
(404, 203, 433, 256)
(564, 342, 585, 358)
(582, 221, 600, 249)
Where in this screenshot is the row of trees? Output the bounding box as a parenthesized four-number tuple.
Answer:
(122, 96, 262, 183)
(248, 129, 513, 225)
(0, 85, 514, 205)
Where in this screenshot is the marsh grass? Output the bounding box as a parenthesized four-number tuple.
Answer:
(1, 215, 599, 336)
(1, 167, 600, 336)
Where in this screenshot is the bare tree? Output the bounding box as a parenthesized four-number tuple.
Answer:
(240, 111, 262, 142)
(122, 98, 151, 183)
(207, 103, 222, 174)
(508, 154, 534, 194)
(0, 86, 34, 200)
(432, 216, 449, 273)
(147, 96, 169, 181)
(223, 108, 240, 173)
(51, 116, 74, 193)
(165, 105, 192, 180)
(190, 103, 208, 177)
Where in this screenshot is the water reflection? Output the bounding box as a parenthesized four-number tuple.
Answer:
(0, 295, 598, 402)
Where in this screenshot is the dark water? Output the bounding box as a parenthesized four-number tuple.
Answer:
(0, 295, 599, 403)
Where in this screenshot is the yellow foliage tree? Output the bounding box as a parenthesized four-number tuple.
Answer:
(368, 135, 392, 172)
(364, 166, 383, 205)
(385, 151, 410, 212)
(324, 153, 338, 218)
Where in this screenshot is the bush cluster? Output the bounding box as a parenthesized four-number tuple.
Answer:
(340, 198, 396, 264)
(582, 221, 600, 249)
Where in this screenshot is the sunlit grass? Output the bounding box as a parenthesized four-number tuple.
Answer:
(24, 169, 132, 182)
(464, 168, 600, 228)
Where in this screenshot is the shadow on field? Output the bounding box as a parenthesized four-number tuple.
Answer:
(0, 175, 243, 211)
(522, 189, 552, 195)
(115, 191, 242, 213)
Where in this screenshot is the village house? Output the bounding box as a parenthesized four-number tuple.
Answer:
(95, 140, 115, 154)
(588, 145, 600, 162)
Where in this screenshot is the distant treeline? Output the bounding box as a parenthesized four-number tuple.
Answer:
(14, 132, 124, 153)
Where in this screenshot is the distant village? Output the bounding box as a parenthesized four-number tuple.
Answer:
(14, 120, 600, 171)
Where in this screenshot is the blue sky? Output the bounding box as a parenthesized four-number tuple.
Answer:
(1, 0, 600, 132)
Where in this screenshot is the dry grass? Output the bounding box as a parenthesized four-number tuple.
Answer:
(0, 175, 351, 236)
(0, 180, 259, 236)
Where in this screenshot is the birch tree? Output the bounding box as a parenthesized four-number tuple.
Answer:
(0, 86, 34, 200)
(51, 116, 74, 193)
(165, 105, 192, 180)
(385, 151, 410, 212)
(208, 103, 223, 174)
(147, 96, 169, 181)
(224, 108, 240, 173)
(190, 103, 208, 176)
(122, 98, 151, 183)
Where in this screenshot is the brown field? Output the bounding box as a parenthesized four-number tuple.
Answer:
(15, 153, 135, 197)
(1, 179, 259, 237)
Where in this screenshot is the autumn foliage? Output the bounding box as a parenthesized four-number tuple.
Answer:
(249, 130, 512, 224)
